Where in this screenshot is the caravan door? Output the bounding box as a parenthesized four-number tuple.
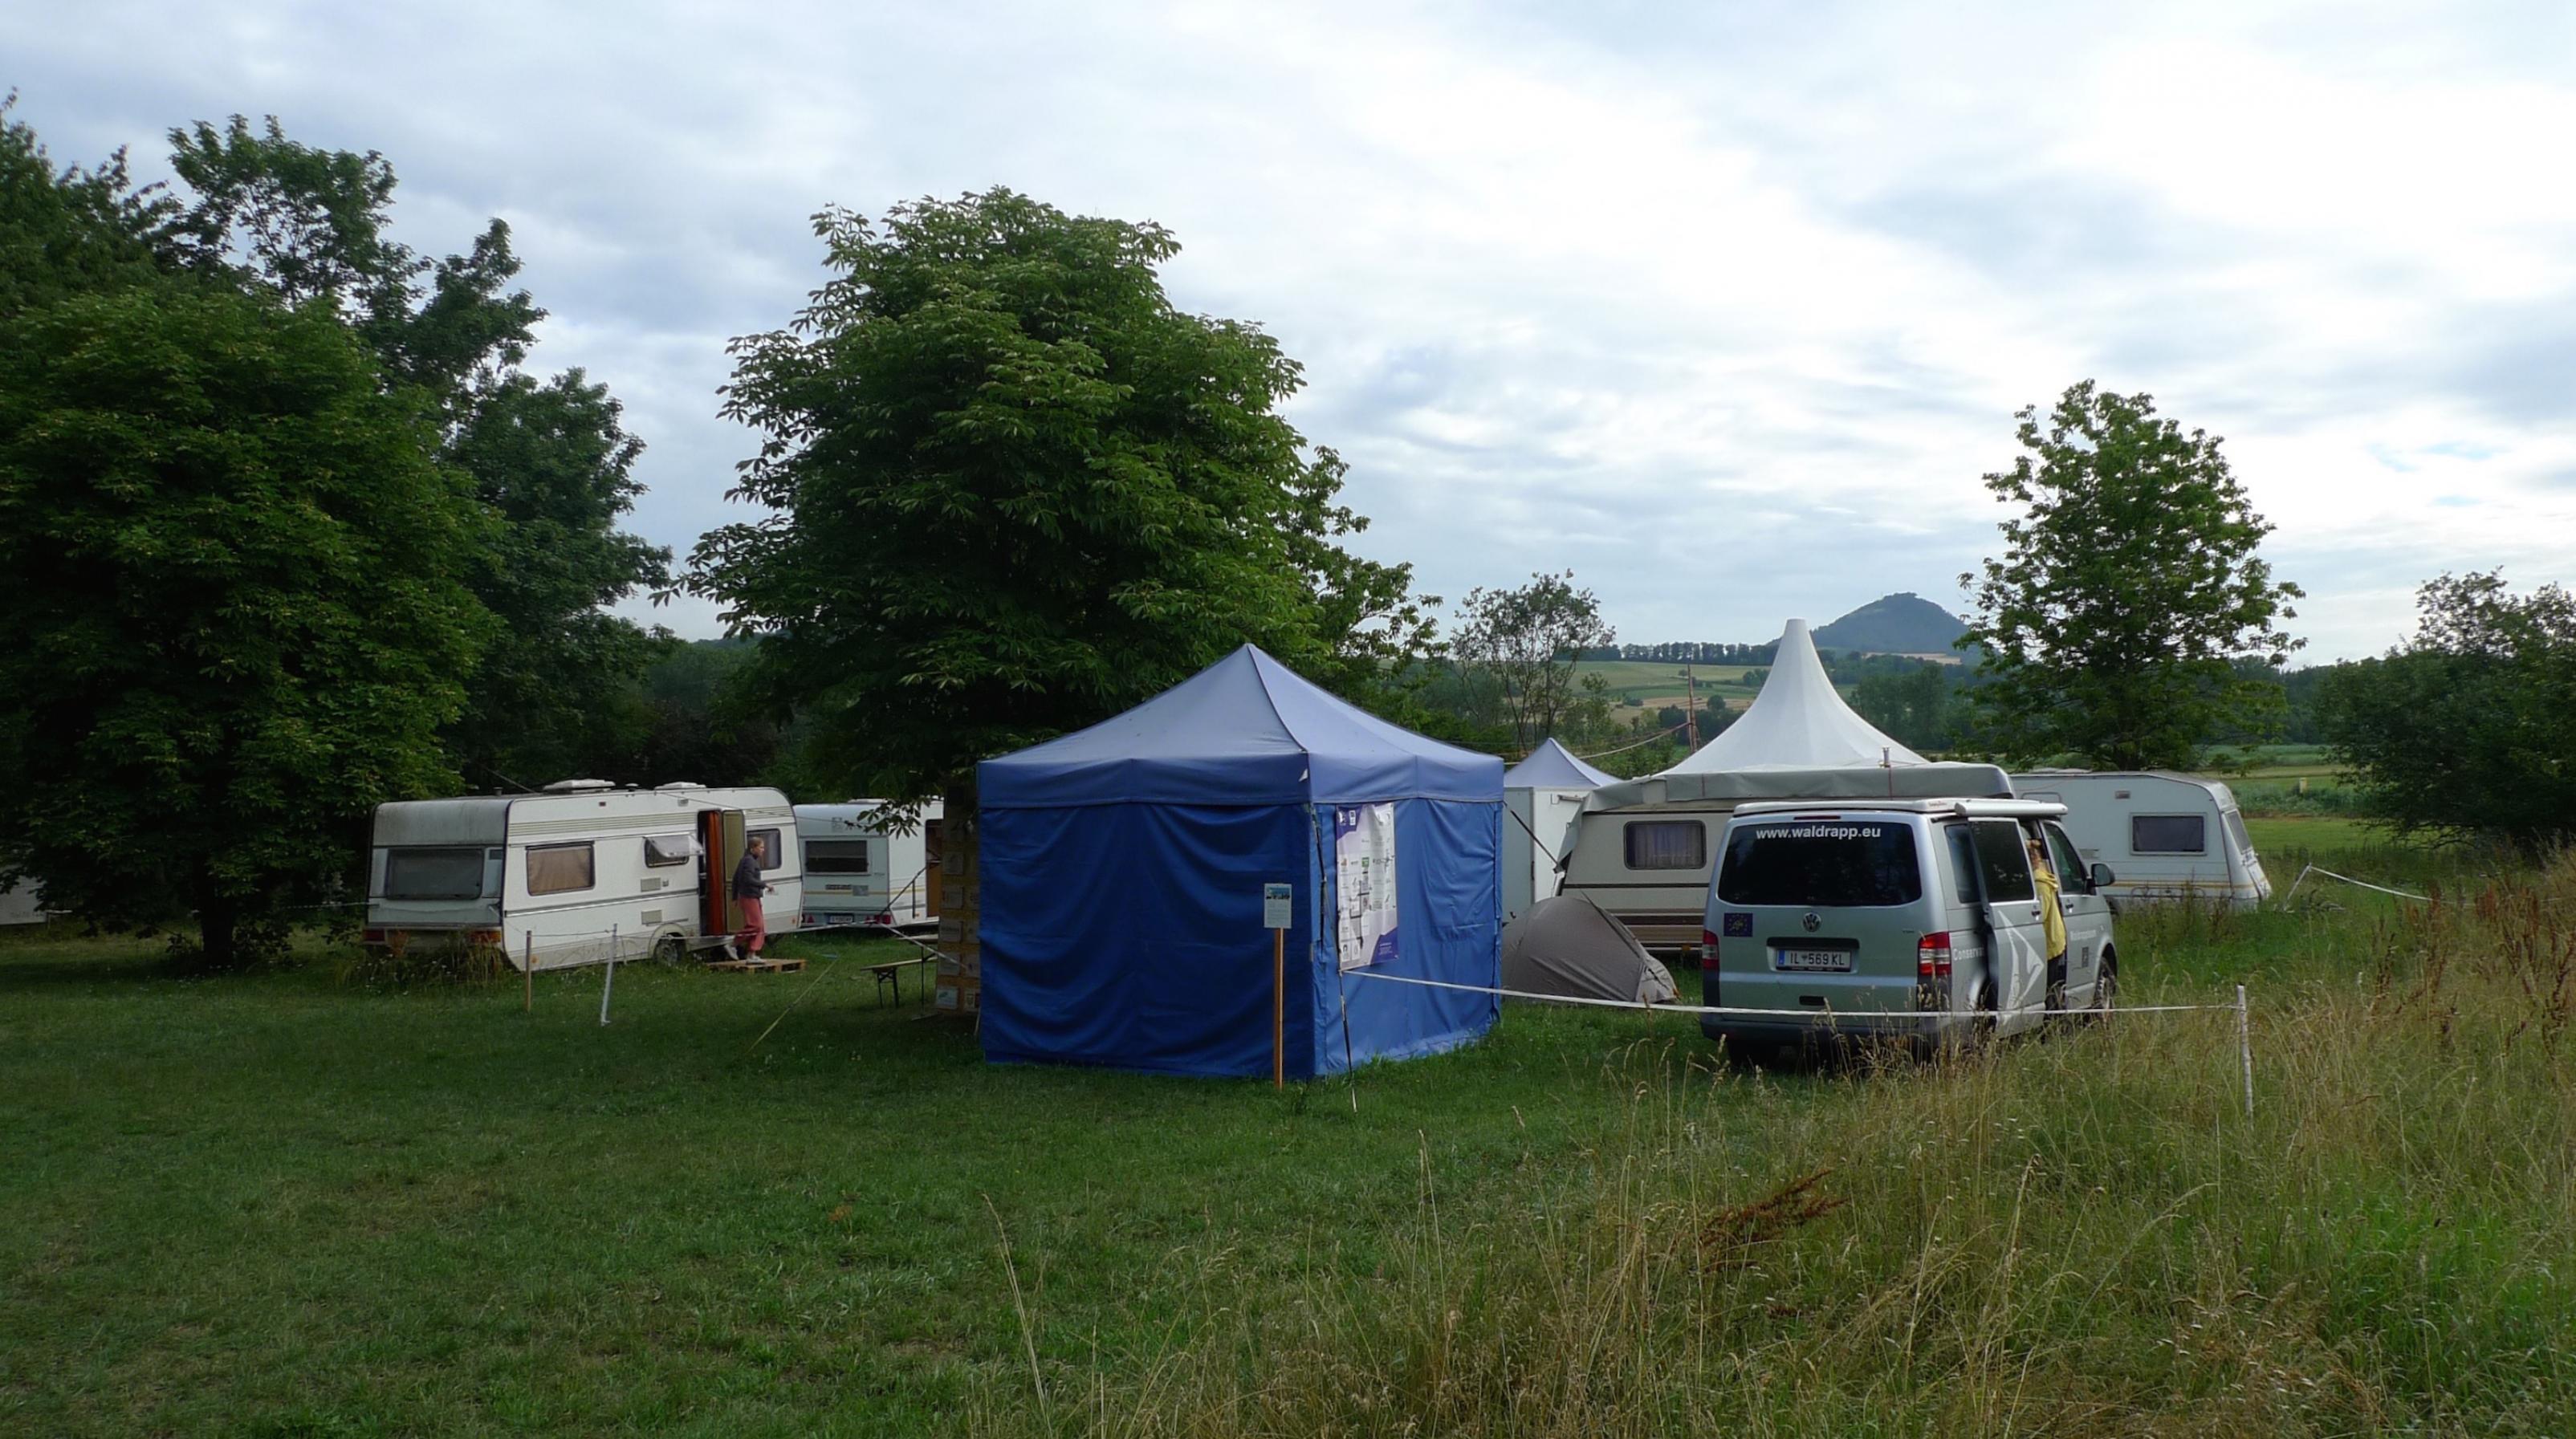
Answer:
(1967, 819, 2049, 1035)
(698, 808, 747, 937)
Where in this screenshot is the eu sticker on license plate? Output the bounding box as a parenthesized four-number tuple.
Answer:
(1775, 949, 1853, 973)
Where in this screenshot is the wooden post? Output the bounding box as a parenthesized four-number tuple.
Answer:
(523, 933, 533, 1012)
(1272, 925, 1286, 1091)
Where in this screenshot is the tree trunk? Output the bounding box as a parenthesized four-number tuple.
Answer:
(938, 782, 981, 1014)
(193, 866, 238, 969)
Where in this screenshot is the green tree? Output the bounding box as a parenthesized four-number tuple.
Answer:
(0, 98, 176, 315)
(683, 188, 1434, 805)
(1960, 382, 2301, 768)
(0, 286, 494, 964)
(1852, 661, 1955, 752)
(163, 116, 669, 782)
(2319, 573, 2576, 853)
(442, 369, 671, 786)
(1450, 571, 1618, 750)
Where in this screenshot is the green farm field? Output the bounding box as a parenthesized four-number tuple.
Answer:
(1573, 659, 1764, 711)
(6, 826, 2572, 1435)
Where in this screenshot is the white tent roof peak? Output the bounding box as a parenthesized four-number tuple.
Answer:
(1663, 618, 1928, 774)
(1504, 738, 1615, 790)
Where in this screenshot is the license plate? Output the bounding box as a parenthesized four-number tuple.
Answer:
(1775, 949, 1852, 973)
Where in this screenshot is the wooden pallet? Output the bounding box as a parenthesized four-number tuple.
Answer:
(707, 957, 805, 974)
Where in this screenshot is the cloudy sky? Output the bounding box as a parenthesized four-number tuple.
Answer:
(15, 1, 2576, 661)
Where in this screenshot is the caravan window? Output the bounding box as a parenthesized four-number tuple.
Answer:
(750, 827, 785, 870)
(644, 834, 693, 868)
(2223, 810, 2253, 855)
(2132, 815, 2207, 854)
(1623, 820, 1707, 871)
(385, 848, 486, 901)
(527, 843, 595, 896)
(806, 839, 869, 875)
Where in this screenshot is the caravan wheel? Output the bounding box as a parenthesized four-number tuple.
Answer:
(652, 931, 690, 968)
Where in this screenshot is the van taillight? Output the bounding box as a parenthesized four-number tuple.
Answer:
(1916, 932, 1953, 979)
(1702, 929, 1721, 950)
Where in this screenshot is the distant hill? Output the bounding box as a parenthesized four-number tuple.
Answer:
(1812, 592, 1970, 656)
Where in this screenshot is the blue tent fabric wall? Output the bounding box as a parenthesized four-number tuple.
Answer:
(978, 646, 1502, 1079)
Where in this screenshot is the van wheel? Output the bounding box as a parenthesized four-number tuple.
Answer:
(1943, 989, 1997, 1060)
(652, 932, 690, 968)
(2087, 955, 2118, 1025)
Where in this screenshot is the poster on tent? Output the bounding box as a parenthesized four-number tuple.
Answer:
(1333, 803, 1399, 971)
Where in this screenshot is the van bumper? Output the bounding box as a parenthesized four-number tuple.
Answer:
(1700, 1012, 1963, 1049)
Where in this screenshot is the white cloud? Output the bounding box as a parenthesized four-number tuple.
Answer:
(12, 0, 2575, 662)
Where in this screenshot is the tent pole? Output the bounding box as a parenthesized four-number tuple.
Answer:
(1272, 926, 1285, 1090)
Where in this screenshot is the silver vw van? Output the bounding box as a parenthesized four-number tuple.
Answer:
(1699, 799, 2118, 1055)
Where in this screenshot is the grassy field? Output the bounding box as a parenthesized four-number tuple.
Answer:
(1572, 660, 1763, 711)
(6, 830, 2573, 1434)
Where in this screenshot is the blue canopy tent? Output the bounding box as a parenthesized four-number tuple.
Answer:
(977, 645, 1503, 1078)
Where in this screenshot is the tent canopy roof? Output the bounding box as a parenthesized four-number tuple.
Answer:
(980, 645, 1502, 809)
(1504, 738, 1614, 790)
(1667, 619, 1924, 774)
(1583, 620, 2010, 808)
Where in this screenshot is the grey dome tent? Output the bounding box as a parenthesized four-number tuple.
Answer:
(1500, 893, 1679, 1005)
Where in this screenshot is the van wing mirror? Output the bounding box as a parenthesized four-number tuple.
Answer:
(2090, 862, 2115, 891)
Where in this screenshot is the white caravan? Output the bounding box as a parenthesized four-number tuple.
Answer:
(365, 780, 802, 969)
(1, 878, 48, 927)
(2010, 770, 2271, 907)
(796, 799, 944, 931)
(1560, 620, 2012, 957)
(1503, 740, 1614, 922)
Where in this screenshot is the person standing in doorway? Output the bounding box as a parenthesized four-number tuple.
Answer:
(730, 835, 771, 960)
(2028, 834, 2067, 1009)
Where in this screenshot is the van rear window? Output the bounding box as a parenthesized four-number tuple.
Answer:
(385, 848, 484, 901)
(1717, 823, 1922, 908)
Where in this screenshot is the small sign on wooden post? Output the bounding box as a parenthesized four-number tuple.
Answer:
(1264, 883, 1292, 1089)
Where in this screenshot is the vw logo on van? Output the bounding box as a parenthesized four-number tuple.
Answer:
(1801, 912, 1821, 933)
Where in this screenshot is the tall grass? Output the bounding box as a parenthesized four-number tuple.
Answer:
(983, 858, 2576, 1436)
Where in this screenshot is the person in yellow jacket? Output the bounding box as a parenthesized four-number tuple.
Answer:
(2028, 834, 2068, 1009)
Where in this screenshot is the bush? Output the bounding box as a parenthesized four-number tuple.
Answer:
(2320, 574, 2576, 854)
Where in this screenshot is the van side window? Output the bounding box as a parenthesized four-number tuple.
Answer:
(1623, 820, 1706, 871)
(1945, 826, 1981, 904)
(2045, 824, 2091, 893)
(2132, 815, 2206, 854)
(527, 842, 595, 896)
(1968, 821, 2035, 903)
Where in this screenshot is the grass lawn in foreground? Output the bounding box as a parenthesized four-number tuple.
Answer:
(0, 928, 1729, 1435)
(6, 826, 2570, 1435)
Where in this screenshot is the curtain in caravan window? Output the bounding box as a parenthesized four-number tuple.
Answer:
(1623, 820, 1707, 871)
(527, 843, 595, 896)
